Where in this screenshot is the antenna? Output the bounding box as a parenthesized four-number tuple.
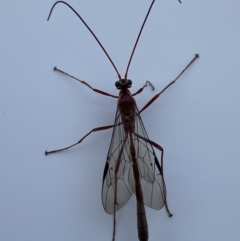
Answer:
(124, 0, 156, 79)
(47, 1, 122, 79)
(48, 1, 182, 81)
(125, 0, 182, 79)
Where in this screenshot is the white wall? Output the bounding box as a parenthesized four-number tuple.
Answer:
(1, 0, 240, 240)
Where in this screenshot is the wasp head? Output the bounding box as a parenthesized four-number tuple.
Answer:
(115, 79, 132, 89)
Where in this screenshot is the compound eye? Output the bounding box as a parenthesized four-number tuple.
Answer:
(115, 81, 121, 89)
(127, 79, 132, 88)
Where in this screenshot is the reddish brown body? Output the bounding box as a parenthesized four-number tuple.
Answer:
(129, 132, 149, 241)
(118, 89, 136, 129)
(118, 88, 148, 240)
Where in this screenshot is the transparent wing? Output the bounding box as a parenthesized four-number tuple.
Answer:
(101, 110, 134, 214)
(129, 107, 167, 210)
(101, 108, 167, 215)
